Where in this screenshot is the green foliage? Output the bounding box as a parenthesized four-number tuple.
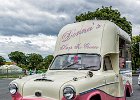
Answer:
(75, 6, 132, 36)
(0, 56, 6, 65)
(8, 51, 26, 65)
(35, 55, 54, 70)
(44, 55, 54, 63)
(7, 51, 54, 70)
(43, 55, 54, 69)
(37, 62, 46, 70)
(131, 35, 140, 70)
(26, 53, 43, 69)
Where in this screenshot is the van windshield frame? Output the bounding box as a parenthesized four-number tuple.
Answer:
(49, 53, 101, 71)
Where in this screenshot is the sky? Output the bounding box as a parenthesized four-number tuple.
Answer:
(0, 0, 140, 60)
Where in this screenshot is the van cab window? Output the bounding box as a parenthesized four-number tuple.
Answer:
(103, 56, 113, 71)
(50, 54, 100, 70)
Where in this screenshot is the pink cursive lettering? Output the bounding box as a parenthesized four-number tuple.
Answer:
(62, 27, 93, 42)
(84, 43, 99, 49)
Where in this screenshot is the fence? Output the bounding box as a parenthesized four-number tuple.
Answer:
(0, 69, 23, 78)
(0, 68, 48, 78)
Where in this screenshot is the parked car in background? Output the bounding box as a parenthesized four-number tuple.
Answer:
(138, 74, 140, 86)
(136, 68, 140, 74)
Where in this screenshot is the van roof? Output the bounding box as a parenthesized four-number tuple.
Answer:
(65, 20, 131, 42)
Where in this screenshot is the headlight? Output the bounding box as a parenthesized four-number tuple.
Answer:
(9, 83, 18, 95)
(63, 86, 76, 100)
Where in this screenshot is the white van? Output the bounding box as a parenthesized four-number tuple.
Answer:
(138, 74, 140, 86)
(9, 20, 132, 100)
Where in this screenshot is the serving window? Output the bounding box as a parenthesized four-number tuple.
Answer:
(103, 56, 113, 71)
(119, 38, 131, 69)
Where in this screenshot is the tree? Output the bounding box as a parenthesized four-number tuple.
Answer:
(43, 55, 54, 69)
(26, 53, 43, 69)
(44, 55, 54, 64)
(8, 51, 26, 65)
(131, 35, 140, 70)
(0, 56, 6, 65)
(75, 6, 132, 36)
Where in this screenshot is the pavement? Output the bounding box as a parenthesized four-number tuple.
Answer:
(0, 76, 139, 100)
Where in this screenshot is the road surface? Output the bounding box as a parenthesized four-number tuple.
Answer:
(0, 79, 12, 100)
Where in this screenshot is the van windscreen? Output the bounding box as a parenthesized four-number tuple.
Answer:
(50, 54, 100, 70)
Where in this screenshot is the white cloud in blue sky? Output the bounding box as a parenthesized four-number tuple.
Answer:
(0, 0, 140, 60)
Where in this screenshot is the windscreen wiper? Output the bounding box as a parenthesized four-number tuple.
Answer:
(62, 62, 78, 70)
(78, 65, 97, 71)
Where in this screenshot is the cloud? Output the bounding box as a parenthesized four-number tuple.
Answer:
(0, 0, 70, 36)
(0, 0, 139, 36)
(132, 24, 140, 36)
(0, 0, 140, 60)
(0, 34, 57, 60)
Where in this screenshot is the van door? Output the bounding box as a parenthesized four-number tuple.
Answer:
(103, 56, 119, 98)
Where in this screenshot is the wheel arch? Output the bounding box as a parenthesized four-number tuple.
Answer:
(87, 91, 101, 100)
(89, 94, 101, 100)
(125, 81, 132, 97)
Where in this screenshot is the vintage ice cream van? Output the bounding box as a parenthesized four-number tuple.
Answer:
(9, 20, 133, 100)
